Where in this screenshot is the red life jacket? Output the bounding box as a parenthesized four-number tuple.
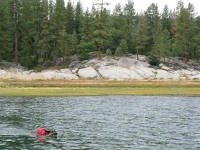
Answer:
(37, 128, 47, 135)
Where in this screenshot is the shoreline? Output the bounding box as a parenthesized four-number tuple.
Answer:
(0, 79, 200, 97)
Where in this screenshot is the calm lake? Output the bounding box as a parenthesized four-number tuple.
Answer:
(0, 96, 200, 150)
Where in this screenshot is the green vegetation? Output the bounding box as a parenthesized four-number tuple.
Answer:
(1, 87, 200, 97)
(0, 0, 199, 69)
(0, 79, 200, 96)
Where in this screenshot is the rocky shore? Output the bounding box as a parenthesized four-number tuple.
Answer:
(0, 55, 200, 80)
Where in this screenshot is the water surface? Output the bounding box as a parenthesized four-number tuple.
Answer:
(0, 96, 200, 149)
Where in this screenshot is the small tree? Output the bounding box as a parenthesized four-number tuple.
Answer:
(115, 47, 123, 57)
(119, 39, 128, 55)
(106, 48, 112, 56)
(134, 14, 150, 60)
(77, 41, 96, 61)
(153, 28, 171, 61)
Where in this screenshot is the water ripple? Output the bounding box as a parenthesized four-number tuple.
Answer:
(0, 96, 200, 149)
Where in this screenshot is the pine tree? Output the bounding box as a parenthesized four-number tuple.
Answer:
(30, 0, 43, 63)
(145, 3, 160, 53)
(66, 0, 75, 34)
(9, 0, 21, 66)
(111, 3, 125, 50)
(119, 39, 128, 55)
(77, 9, 96, 61)
(134, 14, 150, 60)
(193, 16, 200, 60)
(161, 5, 173, 32)
(81, 8, 94, 43)
(50, 0, 66, 63)
(173, 4, 196, 64)
(0, 1, 13, 61)
(123, 0, 135, 53)
(74, 1, 83, 42)
(153, 28, 171, 61)
(71, 30, 78, 55)
(93, 1, 111, 60)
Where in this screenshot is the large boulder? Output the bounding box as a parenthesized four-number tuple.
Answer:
(53, 73, 79, 80)
(59, 69, 72, 74)
(189, 74, 200, 80)
(85, 59, 102, 68)
(0, 70, 7, 76)
(78, 67, 100, 79)
(93, 58, 118, 69)
(40, 70, 79, 79)
(156, 69, 180, 79)
(97, 66, 142, 79)
(118, 57, 138, 68)
(131, 67, 156, 79)
(129, 55, 148, 62)
(69, 61, 84, 69)
(181, 69, 193, 76)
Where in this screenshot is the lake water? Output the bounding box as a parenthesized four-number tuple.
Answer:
(0, 96, 200, 150)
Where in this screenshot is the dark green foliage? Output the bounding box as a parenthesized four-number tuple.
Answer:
(106, 48, 112, 56)
(93, 8, 112, 60)
(21, 56, 37, 69)
(66, 1, 75, 34)
(134, 14, 150, 59)
(74, 1, 83, 42)
(172, 3, 196, 64)
(0, 1, 13, 61)
(153, 28, 171, 60)
(161, 5, 173, 31)
(119, 39, 128, 55)
(123, 0, 135, 53)
(77, 42, 96, 61)
(148, 55, 160, 66)
(0, 0, 199, 69)
(115, 47, 123, 57)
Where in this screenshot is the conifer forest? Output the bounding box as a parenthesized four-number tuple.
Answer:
(0, 0, 200, 69)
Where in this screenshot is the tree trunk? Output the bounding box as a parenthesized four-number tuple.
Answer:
(37, 25, 41, 60)
(45, 45, 49, 69)
(52, 40, 56, 63)
(136, 48, 139, 60)
(15, 30, 18, 67)
(98, 46, 101, 60)
(185, 52, 189, 64)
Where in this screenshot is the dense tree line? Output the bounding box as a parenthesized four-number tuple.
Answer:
(0, 0, 200, 69)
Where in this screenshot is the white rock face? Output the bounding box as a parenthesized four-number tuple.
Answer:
(78, 67, 100, 79)
(132, 67, 156, 79)
(59, 69, 72, 74)
(0, 70, 7, 75)
(93, 58, 118, 69)
(1, 56, 200, 80)
(72, 68, 79, 74)
(162, 66, 171, 71)
(131, 55, 148, 62)
(156, 69, 180, 79)
(189, 74, 200, 80)
(118, 57, 138, 68)
(98, 66, 142, 79)
(54, 73, 79, 80)
(181, 69, 193, 75)
(40, 70, 79, 79)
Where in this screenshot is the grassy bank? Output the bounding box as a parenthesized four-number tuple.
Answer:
(0, 79, 200, 96)
(0, 87, 200, 96)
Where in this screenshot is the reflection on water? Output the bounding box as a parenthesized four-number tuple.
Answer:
(0, 96, 200, 149)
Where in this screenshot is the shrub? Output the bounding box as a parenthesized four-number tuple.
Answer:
(77, 42, 96, 61)
(106, 48, 112, 56)
(115, 47, 123, 57)
(119, 39, 128, 55)
(78, 52, 90, 61)
(148, 55, 160, 66)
